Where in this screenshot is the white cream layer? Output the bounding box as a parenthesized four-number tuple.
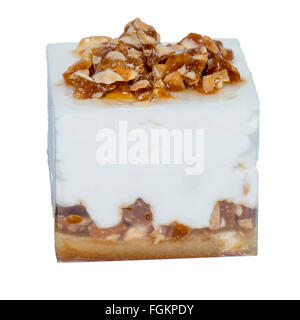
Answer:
(47, 40, 259, 228)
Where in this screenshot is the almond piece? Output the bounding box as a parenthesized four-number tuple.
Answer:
(92, 55, 102, 65)
(167, 44, 185, 51)
(137, 30, 157, 45)
(193, 54, 208, 62)
(177, 65, 187, 76)
(180, 38, 199, 49)
(76, 36, 111, 56)
(130, 80, 151, 91)
(152, 64, 167, 79)
(200, 46, 208, 54)
(133, 18, 155, 33)
(185, 71, 197, 80)
(156, 44, 174, 57)
(203, 36, 218, 54)
(184, 71, 199, 86)
(106, 51, 126, 61)
(93, 69, 124, 84)
(120, 34, 141, 48)
(164, 71, 185, 91)
(72, 70, 94, 82)
(128, 47, 142, 59)
(114, 68, 138, 82)
(202, 69, 230, 93)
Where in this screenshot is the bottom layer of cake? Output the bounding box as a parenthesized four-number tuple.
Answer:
(55, 229, 257, 262)
(55, 198, 257, 261)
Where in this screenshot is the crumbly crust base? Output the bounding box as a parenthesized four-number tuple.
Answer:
(55, 229, 257, 262)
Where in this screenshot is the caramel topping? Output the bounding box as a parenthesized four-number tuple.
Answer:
(63, 18, 241, 101)
(66, 215, 83, 224)
(171, 222, 190, 240)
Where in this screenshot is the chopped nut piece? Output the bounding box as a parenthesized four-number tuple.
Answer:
(184, 71, 199, 86)
(177, 65, 187, 76)
(216, 40, 234, 60)
(125, 18, 157, 35)
(165, 53, 188, 72)
(152, 64, 167, 79)
(76, 69, 89, 76)
(106, 51, 126, 61)
(167, 44, 185, 51)
(92, 55, 102, 65)
(185, 71, 197, 80)
(202, 69, 230, 93)
(130, 80, 151, 91)
(114, 67, 139, 82)
(128, 47, 142, 59)
(193, 54, 207, 61)
(124, 21, 135, 34)
(203, 36, 218, 54)
(164, 71, 185, 91)
(224, 62, 240, 82)
(120, 34, 141, 48)
(156, 44, 174, 57)
(200, 46, 208, 54)
(93, 69, 124, 84)
(63, 59, 92, 84)
(143, 49, 153, 57)
(137, 30, 157, 45)
(133, 18, 155, 33)
(215, 80, 223, 89)
(76, 36, 111, 57)
(180, 38, 199, 49)
(72, 71, 94, 82)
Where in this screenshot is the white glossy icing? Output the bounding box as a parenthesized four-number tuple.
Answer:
(47, 40, 259, 228)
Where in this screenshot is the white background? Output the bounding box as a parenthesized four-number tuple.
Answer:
(0, 0, 299, 300)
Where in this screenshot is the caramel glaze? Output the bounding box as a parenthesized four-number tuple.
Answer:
(63, 19, 241, 101)
(56, 198, 256, 242)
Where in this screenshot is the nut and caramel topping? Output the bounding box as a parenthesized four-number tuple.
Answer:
(63, 18, 241, 101)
